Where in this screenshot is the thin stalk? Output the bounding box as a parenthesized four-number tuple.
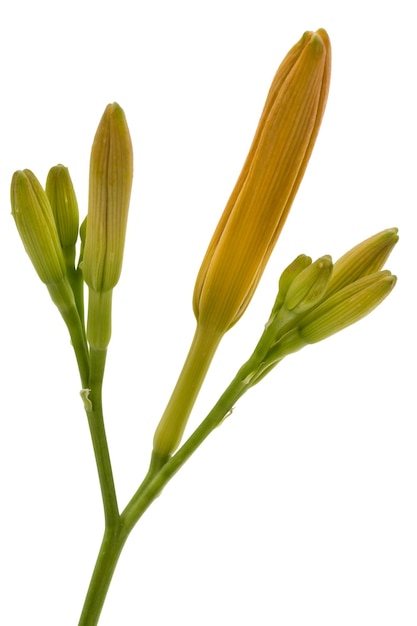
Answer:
(78, 365, 249, 626)
(78, 346, 262, 625)
(152, 323, 223, 459)
(86, 347, 119, 528)
(63, 304, 90, 388)
(78, 526, 127, 626)
(122, 362, 251, 534)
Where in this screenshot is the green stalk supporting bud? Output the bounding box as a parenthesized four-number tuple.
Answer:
(83, 103, 133, 351)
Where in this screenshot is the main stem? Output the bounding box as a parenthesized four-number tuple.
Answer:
(78, 526, 127, 626)
(78, 347, 121, 626)
(77, 339, 262, 626)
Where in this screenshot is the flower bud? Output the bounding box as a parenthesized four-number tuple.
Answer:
(299, 271, 396, 344)
(82, 103, 133, 292)
(193, 29, 331, 334)
(271, 254, 312, 314)
(11, 169, 66, 285)
(45, 165, 79, 265)
(326, 228, 399, 297)
(285, 255, 333, 313)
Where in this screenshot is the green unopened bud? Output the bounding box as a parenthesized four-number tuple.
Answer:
(285, 255, 333, 313)
(326, 228, 398, 297)
(11, 169, 66, 285)
(83, 102, 133, 292)
(270, 254, 312, 314)
(299, 270, 396, 343)
(45, 165, 79, 266)
(261, 270, 396, 366)
(11, 170, 89, 383)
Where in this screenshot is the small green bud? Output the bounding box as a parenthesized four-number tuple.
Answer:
(45, 165, 79, 265)
(83, 103, 133, 292)
(326, 228, 398, 297)
(285, 255, 333, 313)
(299, 270, 397, 344)
(271, 254, 312, 313)
(11, 169, 66, 285)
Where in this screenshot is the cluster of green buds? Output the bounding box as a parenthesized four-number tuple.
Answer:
(11, 167, 89, 383)
(242, 228, 398, 387)
(10, 103, 133, 385)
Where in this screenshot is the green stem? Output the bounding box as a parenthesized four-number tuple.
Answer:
(63, 304, 90, 388)
(77, 331, 265, 625)
(78, 525, 127, 626)
(78, 366, 249, 626)
(122, 363, 250, 534)
(47, 280, 89, 387)
(86, 347, 119, 528)
(68, 265, 86, 327)
(152, 323, 223, 458)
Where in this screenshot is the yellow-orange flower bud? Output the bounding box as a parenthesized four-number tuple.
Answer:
(82, 103, 133, 293)
(193, 29, 331, 334)
(326, 228, 399, 297)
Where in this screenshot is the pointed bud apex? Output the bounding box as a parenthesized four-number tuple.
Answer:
(327, 228, 399, 297)
(83, 103, 133, 292)
(299, 271, 397, 344)
(285, 255, 333, 313)
(193, 29, 331, 334)
(11, 169, 66, 285)
(45, 165, 79, 265)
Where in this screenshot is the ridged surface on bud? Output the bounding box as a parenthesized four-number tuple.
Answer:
(244, 230, 398, 387)
(285, 255, 333, 313)
(299, 271, 396, 344)
(271, 254, 312, 315)
(45, 165, 79, 259)
(83, 103, 133, 292)
(11, 169, 66, 285)
(326, 228, 399, 297)
(193, 29, 331, 334)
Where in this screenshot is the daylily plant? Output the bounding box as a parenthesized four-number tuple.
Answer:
(10, 28, 397, 626)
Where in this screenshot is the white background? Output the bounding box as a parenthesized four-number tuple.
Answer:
(0, 1, 415, 625)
